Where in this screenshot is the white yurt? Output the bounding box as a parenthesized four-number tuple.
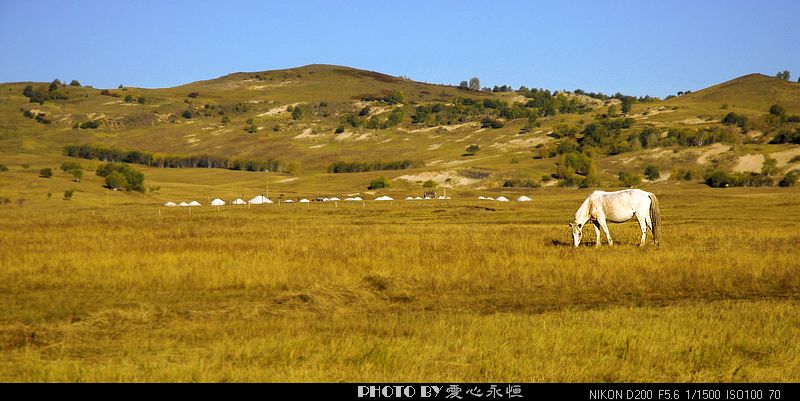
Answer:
(164, 201, 177, 207)
(414, 196, 423, 200)
(210, 198, 225, 206)
(495, 196, 509, 202)
(405, 197, 414, 200)
(299, 199, 310, 203)
(248, 195, 272, 204)
(329, 197, 341, 201)
(178, 202, 190, 207)
(374, 196, 393, 201)
(350, 197, 363, 201)
(437, 196, 446, 199)
(517, 196, 532, 202)
(188, 200, 202, 206)
(232, 198, 246, 205)
(486, 197, 494, 201)
(283, 199, 294, 203)
(478, 196, 486, 200)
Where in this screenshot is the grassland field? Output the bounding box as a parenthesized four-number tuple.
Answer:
(1, 182, 798, 382)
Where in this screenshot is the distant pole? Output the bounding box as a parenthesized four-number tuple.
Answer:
(266, 169, 269, 199)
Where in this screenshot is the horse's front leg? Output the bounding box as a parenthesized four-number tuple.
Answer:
(598, 215, 613, 246)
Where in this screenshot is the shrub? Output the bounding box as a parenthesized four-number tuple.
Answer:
(671, 168, 697, 181)
(769, 128, 800, 144)
(722, 112, 747, 127)
(368, 177, 389, 190)
(40, 168, 53, 178)
(79, 120, 100, 129)
(358, 106, 371, 116)
(137, 96, 146, 104)
(503, 178, 540, 188)
(187, 92, 199, 98)
(465, 144, 480, 154)
(61, 162, 82, 172)
(618, 172, 642, 187)
(422, 180, 437, 188)
(779, 171, 798, 187)
(0, 164, 8, 172)
(124, 94, 134, 103)
(63, 190, 74, 200)
(221, 116, 230, 124)
(291, 107, 303, 120)
(769, 104, 786, 117)
(644, 165, 660, 181)
(334, 126, 345, 134)
(69, 80, 81, 87)
(70, 168, 83, 182)
(181, 110, 192, 119)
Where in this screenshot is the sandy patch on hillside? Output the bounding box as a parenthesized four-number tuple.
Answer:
(395, 169, 482, 187)
(379, 138, 392, 144)
(103, 101, 122, 105)
(309, 144, 326, 149)
(277, 177, 298, 183)
(733, 154, 765, 173)
(428, 160, 443, 166)
(258, 102, 305, 117)
(770, 147, 800, 167)
(399, 122, 479, 134)
(427, 143, 441, 150)
(441, 155, 501, 167)
(334, 131, 354, 141)
(294, 128, 316, 139)
(248, 80, 295, 90)
(681, 117, 714, 125)
(355, 133, 371, 141)
(696, 143, 731, 165)
(491, 136, 550, 151)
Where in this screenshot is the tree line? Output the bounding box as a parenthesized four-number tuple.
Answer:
(63, 144, 292, 173)
(327, 160, 424, 173)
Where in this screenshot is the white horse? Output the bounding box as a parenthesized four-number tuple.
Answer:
(570, 189, 660, 247)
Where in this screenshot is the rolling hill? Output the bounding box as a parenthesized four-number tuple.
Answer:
(1, 65, 799, 207)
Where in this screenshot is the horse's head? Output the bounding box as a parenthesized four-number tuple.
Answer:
(569, 221, 583, 247)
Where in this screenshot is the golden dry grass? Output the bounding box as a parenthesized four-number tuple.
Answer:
(0, 185, 798, 382)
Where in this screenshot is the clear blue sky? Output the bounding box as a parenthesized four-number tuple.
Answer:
(1, 0, 798, 97)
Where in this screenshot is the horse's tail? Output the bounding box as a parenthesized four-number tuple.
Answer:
(648, 192, 661, 245)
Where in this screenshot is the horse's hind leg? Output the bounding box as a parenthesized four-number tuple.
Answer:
(637, 214, 648, 246)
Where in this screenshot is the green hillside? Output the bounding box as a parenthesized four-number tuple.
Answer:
(1, 65, 799, 207)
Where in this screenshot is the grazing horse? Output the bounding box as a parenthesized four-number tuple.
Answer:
(570, 189, 660, 247)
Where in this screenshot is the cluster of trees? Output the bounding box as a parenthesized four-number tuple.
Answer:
(327, 159, 424, 173)
(573, 89, 659, 103)
(769, 128, 800, 144)
(342, 107, 405, 129)
(124, 94, 146, 104)
(22, 109, 51, 124)
(60, 161, 84, 182)
(775, 70, 791, 81)
(518, 88, 591, 116)
(458, 77, 481, 91)
(722, 112, 748, 128)
(411, 97, 538, 127)
(96, 163, 145, 192)
(63, 144, 292, 173)
(552, 151, 599, 188)
(361, 91, 406, 105)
